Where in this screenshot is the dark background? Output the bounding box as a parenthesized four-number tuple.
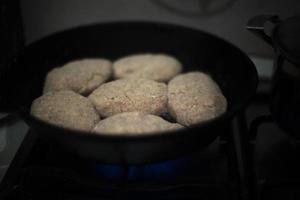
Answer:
(20, 0, 300, 57)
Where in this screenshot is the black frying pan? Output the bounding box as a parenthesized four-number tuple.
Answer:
(0, 21, 258, 164)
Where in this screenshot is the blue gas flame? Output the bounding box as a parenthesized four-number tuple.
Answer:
(92, 157, 188, 181)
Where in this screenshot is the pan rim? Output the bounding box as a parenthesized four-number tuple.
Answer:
(16, 20, 258, 141)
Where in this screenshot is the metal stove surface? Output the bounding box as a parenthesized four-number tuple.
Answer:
(239, 80, 300, 200)
(251, 113, 300, 199)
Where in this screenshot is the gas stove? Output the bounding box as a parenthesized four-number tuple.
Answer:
(0, 123, 241, 200)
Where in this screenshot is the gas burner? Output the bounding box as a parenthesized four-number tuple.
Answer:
(90, 138, 225, 182)
(0, 124, 243, 200)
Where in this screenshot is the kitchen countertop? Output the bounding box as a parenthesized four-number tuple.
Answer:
(0, 117, 28, 182)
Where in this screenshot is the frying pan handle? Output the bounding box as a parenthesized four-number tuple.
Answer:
(247, 15, 280, 46)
